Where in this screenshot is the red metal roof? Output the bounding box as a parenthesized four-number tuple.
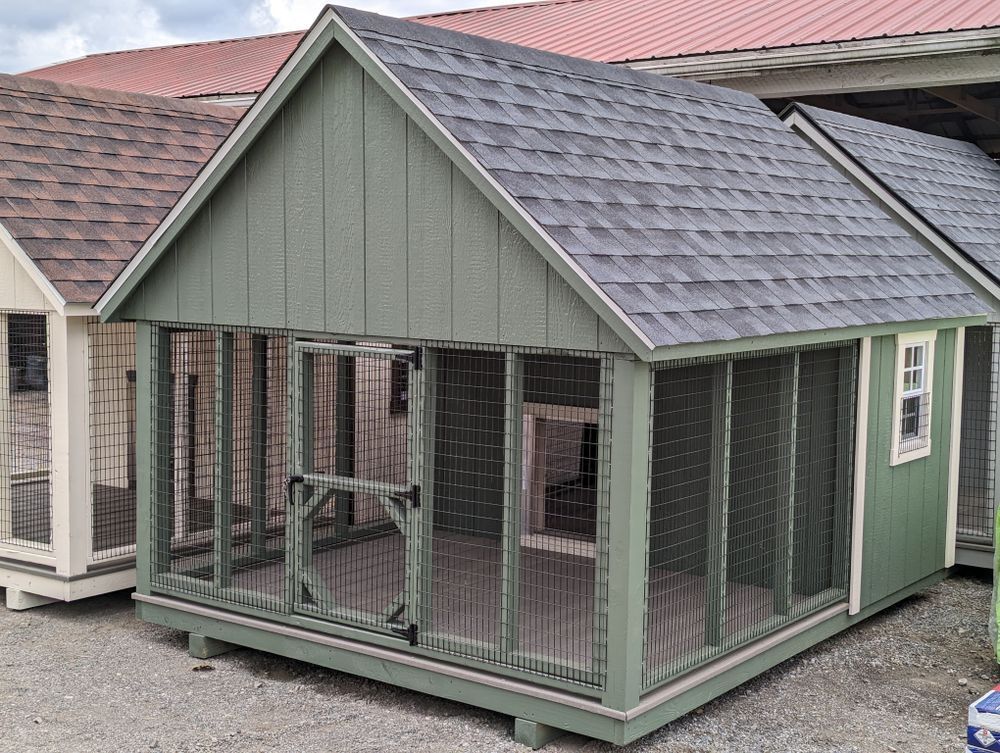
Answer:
(21, 0, 1000, 98)
(20, 31, 304, 99)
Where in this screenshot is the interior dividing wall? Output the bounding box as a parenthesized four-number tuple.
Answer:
(116, 42, 627, 355)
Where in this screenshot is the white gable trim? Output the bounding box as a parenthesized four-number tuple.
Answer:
(0, 220, 65, 313)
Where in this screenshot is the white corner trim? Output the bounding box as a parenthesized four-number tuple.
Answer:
(784, 110, 1000, 312)
(332, 19, 656, 357)
(889, 329, 937, 467)
(95, 6, 339, 317)
(0, 220, 65, 313)
(849, 336, 871, 616)
(945, 326, 966, 568)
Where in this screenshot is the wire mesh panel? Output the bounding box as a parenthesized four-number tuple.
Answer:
(958, 325, 998, 544)
(89, 321, 137, 559)
(0, 311, 52, 550)
(644, 344, 856, 687)
(291, 342, 416, 631)
(150, 327, 289, 608)
(417, 347, 610, 686)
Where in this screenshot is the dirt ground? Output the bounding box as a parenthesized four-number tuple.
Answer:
(0, 569, 994, 752)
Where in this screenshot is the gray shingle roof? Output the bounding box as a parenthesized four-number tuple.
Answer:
(794, 103, 1000, 288)
(334, 8, 984, 347)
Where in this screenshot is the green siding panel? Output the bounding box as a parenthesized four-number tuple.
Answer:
(324, 44, 365, 336)
(211, 165, 249, 326)
(247, 123, 286, 328)
(861, 329, 956, 608)
(452, 167, 500, 344)
(116, 41, 627, 353)
(407, 120, 453, 340)
(364, 74, 408, 338)
(285, 66, 326, 332)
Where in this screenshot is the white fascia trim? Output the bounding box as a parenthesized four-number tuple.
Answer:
(784, 109, 1000, 313)
(945, 326, 965, 568)
(95, 7, 340, 318)
(0, 220, 65, 313)
(627, 27, 1000, 79)
(331, 20, 656, 357)
(889, 329, 937, 467)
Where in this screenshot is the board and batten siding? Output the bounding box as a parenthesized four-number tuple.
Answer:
(860, 329, 956, 608)
(117, 44, 627, 354)
(0, 242, 57, 313)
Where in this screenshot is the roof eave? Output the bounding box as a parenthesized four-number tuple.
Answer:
(0, 220, 66, 314)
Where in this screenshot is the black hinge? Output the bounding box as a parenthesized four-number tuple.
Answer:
(286, 474, 305, 506)
(409, 484, 421, 509)
(398, 347, 422, 370)
(391, 622, 419, 646)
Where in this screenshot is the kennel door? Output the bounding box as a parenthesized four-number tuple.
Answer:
(289, 341, 421, 638)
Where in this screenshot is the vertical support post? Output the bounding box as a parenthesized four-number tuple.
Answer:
(848, 337, 872, 615)
(51, 315, 91, 576)
(602, 357, 651, 712)
(249, 334, 269, 561)
(334, 351, 355, 538)
(283, 341, 300, 613)
(214, 331, 234, 590)
(990, 326, 1000, 551)
(0, 313, 10, 542)
(297, 351, 315, 582)
(945, 327, 966, 568)
(705, 361, 732, 647)
(145, 324, 172, 588)
(773, 352, 799, 616)
(592, 357, 613, 681)
(417, 349, 437, 634)
(832, 344, 858, 591)
(406, 353, 423, 629)
(500, 351, 524, 659)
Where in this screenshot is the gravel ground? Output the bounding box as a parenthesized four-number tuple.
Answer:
(0, 570, 994, 753)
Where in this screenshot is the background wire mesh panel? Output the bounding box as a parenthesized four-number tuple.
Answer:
(0, 311, 52, 550)
(644, 344, 856, 687)
(293, 343, 414, 628)
(418, 347, 610, 686)
(88, 321, 137, 559)
(151, 327, 289, 609)
(958, 325, 998, 543)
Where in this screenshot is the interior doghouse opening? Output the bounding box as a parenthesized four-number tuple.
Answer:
(0, 311, 52, 550)
(958, 324, 997, 543)
(644, 345, 856, 687)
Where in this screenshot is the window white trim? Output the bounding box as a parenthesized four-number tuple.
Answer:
(890, 330, 936, 466)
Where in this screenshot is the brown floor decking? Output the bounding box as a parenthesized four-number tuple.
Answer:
(219, 530, 791, 672)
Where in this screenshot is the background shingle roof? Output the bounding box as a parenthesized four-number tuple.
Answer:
(337, 7, 985, 347)
(795, 103, 1000, 288)
(0, 74, 238, 304)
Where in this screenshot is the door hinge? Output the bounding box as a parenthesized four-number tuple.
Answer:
(408, 484, 421, 509)
(391, 622, 419, 646)
(398, 347, 422, 370)
(286, 474, 305, 506)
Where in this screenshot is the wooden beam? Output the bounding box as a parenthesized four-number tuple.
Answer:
(924, 86, 1000, 125)
(249, 334, 268, 560)
(705, 361, 732, 646)
(213, 331, 234, 589)
(500, 352, 524, 658)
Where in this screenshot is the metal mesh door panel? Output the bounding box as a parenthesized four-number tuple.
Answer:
(958, 325, 997, 544)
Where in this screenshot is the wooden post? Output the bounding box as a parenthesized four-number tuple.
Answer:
(773, 352, 799, 616)
(417, 349, 437, 633)
(249, 334, 269, 561)
(283, 341, 300, 613)
(213, 331, 234, 590)
(500, 351, 524, 659)
(406, 352, 423, 630)
(146, 324, 173, 587)
(334, 351, 355, 538)
(592, 357, 613, 681)
(705, 361, 732, 647)
(832, 344, 858, 591)
(602, 357, 651, 712)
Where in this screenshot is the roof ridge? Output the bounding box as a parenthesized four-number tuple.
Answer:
(411, 0, 594, 21)
(1, 73, 241, 121)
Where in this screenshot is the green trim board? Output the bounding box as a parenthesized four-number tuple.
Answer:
(134, 568, 944, 746)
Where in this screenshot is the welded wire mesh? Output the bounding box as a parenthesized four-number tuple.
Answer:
(150, 327, 289, 608)
(644, 344, 856, 687)
(417, 347, 609, 686)
(89, 321, 137, 559)
(958, 325, 998, 543)
(0, 311, 52, 550)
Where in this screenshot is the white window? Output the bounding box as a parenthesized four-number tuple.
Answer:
(890, 331, 935, 465)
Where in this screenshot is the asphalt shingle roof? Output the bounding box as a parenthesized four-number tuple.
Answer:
(0, 74, 239, 304)
(794, 103, 1000, 287)
(336, 7, 984, 347)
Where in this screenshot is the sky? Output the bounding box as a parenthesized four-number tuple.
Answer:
(0, 0, 528, 73)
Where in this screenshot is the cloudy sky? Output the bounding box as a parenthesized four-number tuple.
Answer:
(0, 0, 525, 73)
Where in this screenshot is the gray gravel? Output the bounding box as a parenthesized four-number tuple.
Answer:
(0, 571, 993, 752)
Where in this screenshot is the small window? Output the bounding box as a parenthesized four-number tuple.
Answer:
(891, 333, 935, 465)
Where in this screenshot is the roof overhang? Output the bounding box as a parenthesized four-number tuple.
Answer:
(0, 219, 66, 314)
(783, 104, 1000, 318)
(626, 27, 1000, 98)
